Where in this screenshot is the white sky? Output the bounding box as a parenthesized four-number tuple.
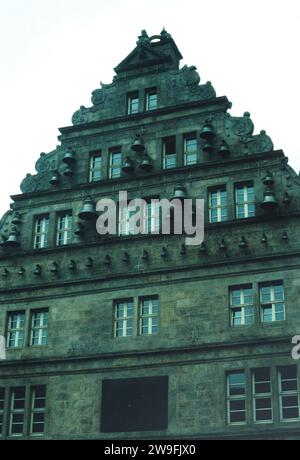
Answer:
(0, 0, 299, 217)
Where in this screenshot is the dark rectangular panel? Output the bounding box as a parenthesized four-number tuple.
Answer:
(101, 376, 168, 433)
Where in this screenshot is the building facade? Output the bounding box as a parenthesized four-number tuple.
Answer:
(0, 29, 300, 440)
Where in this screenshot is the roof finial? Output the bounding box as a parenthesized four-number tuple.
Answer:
(161, 27, 172, 39)
(137, 30, 150, 46)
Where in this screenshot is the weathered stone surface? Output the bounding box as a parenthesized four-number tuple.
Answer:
(0, 29, 299, 440)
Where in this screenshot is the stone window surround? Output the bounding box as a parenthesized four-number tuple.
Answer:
(228, 281, 286, 327)
(226, 365, 300, 426)
(0, 385, 46, 439)
(5, 308, 49, 351)
(113, 296, 160, 339)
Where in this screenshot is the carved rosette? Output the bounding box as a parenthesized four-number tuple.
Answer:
(20, 174, 38, 193)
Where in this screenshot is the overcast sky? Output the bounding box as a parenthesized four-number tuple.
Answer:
(0, 0, 299, 217)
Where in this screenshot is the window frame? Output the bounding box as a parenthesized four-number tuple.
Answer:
(183, 134, 198, 166)
(56, 212, 73, 247)
(162, 136, 177, 170)
(9, 387, 26, 437)
(252, 368, 273, 424)
(235, 183, 255, 219)
(114, 299, 134, 338)
(127, 91, 139, 115)
(30, 386, 46, 436)
(145, 88, 158, 111)
(229, 286, 254, 327)
(89, 152, 102, 182)
(227, 371, 247, 425)
(30, 310, 49, 347)
(7, 311, 26, 349)
(259, 282, 286, 323)
(139, 296, 160, 336)
(208, 188, 228, 223)
(109, 150, 122, 179)
(33, 215, 49, 249)
(278, 366, 300, 422)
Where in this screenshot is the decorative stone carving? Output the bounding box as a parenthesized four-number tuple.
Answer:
(35, 153, 50, 173)
(198, 81, 216, 100)
(247, 130, 274, 154)
(136, 30, 151, 46)
(20, 174, 38, 193)
(180, 65, 201, 89)
(72, 106, 89, 125)
(228, 112, 254, 139)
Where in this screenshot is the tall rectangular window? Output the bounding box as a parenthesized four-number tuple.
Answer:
(146, 88, 158, 111)
(119, 200, 161, 236)
(114, 300, 134, 337)
(227, 371, 246, 424)
(0, 388, 4, 437)
(163, 136, 176, 169)
(56, 213, 72, 246)
(89, 153, 102, 182)
(230, 286, 254, 326)
(127, 92, 139, 115)
(235, 183, 255, 219)
(139, 297, 159, 335)
(252, 368, 273, 423)
(209, 188, 228, 223)
(146, 200, 161, 234)
(279, 366, 300, 421)
(9, 387, 25, 436)
(7, 312, 25, 349)
(30, 310, 48, 347)
(260, 282, 285, 323)
(118, 204, 137, 236)
(110, 151, 122, 179)
(184, 135, 197, 166)
(34, 216, 49, 249)
(30, 386, 46, 435)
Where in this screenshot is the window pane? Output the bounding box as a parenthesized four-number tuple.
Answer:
(256, 409, 272, 421)
(230, 400, 245, 411)
(230, 410, 246, 423)
(281, 366, 297, 380)
(229, 373, 245, 395)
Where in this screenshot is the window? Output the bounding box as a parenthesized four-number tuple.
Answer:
(279, 366, 300, 421)
(7, 312, 25, 349)
(146, 88, 158, 111)
(30, 310, 48, 347)
(9, 387, 25, 436)
(110, 151, 122, 179)
(119, 199, 161, 236)
(34, 216, 49, 249)
(163, 136, 176, 169)
(118, 204, 137, 236)
(114, 300, 134, 337)
(0, 388, 4, 437)
(253, 368, 273, 423)
(184, 135, 197, 166)
(89, 153, 102, 182)
(227, 371, 246, 424)
(127, 92, 139, 115)
(56, 213, 72, 246)
(140, 297, 159, 335)
(146, 200, 161, 234)
(30, 386, 46, 435)
(260, 282, 285, 323)
(235, 183, 255, 219)
(230, 287, 254, 326)
(209, 189, 228, 223)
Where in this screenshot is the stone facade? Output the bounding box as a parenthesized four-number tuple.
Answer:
(0, 29, 299, 440)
